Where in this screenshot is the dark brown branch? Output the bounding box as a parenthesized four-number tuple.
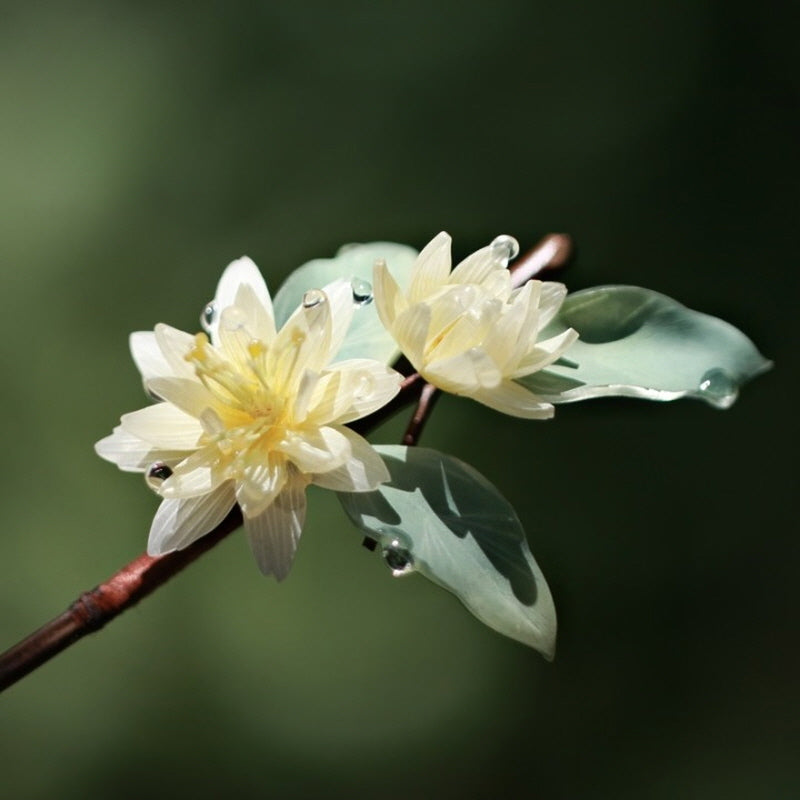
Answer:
(0, 509, 242, 692)
(510, 233, 573, 288)
(0, 232, 572, 693)
(402, 382, 440, 446)
(0, 373, 424, 693)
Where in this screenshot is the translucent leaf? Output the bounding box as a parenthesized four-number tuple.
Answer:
(272, 242, 418, 363)
(520, 285, 771, 408)
(339, 446, 557, 657)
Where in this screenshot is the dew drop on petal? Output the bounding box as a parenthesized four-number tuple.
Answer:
(697, 368, 738, 409)
(490, 234, 520, 266)
(145, 462, 173, 491)
(350, 277, 373, 306)
(200, 302, 217, 333)
(220, 305, 249, 332)
(382, 539, 415, 577)
(302, 289, 326, 309)
(354, 371, 376, 399)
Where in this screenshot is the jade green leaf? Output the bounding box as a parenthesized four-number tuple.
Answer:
(520, 285, 771, 408)
(273, 242, 418, 363)
(338, 446, 557, 657)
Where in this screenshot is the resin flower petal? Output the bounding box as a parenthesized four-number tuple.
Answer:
(374, 232, 577, 418)
(96, 256, 402, 579)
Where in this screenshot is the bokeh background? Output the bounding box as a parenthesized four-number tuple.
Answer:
(1, 1, 796, 798)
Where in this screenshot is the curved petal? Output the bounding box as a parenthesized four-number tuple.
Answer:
(470, 380, 555, 419)
(146, 376, 215, 418)
(235, 456, 287, 518)
(94, 426, 190, 472)
(245, 475, 307, 580)
(147, 482, 236, 555)
(212, 256, 273, 338)
(391, 303, 431, 372)
(311, 426, 389, 491)
(267, 292, 331, 394)
(320, 279, 355, 363)
(276, 425, 351, 475)
(307, 359, 402, 425)
(159, 446, 228, 499)
(120, 403, 204, 449)
(130, 332, 172, 382)
(449, 243, 496, 285)
(373, 258, 406, 329)
(408, 232, 452, 303)
(425, 347, 502, 394)
(153, 324, 197, 379)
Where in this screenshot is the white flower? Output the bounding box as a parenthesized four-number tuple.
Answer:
(373, 232, 578, 418)
(96, 257, 402, 579)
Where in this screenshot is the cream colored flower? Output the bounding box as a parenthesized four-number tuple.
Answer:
(96, 258, 402, 579)
(373, 232, 578, 418)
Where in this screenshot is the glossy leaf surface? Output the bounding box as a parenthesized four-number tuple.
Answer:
(339, 446, 556, 657)
(520, 285, 771, 408)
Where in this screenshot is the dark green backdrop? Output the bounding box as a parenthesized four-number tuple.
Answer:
(1, 2, 796, 798)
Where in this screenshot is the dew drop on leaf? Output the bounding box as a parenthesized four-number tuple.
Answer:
(382, 539, 415, 577)
(698, 368, 739, 409)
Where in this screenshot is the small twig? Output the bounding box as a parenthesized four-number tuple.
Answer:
(0, 510, 242, 693)
(0, 372, 424, 693)
(402, 382, 439, 446)
(510, 233, 573, 288)
(0, 232, 573, 693)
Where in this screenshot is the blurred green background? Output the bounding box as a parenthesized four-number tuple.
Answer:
(0, 1, 796, 797)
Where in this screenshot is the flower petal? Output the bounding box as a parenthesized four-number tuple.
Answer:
(311, 427, 389, 491)
(276, 425, 351, 475)
(212, 256, 273, 341)
(320, 279, 355, 363)
(537, 281, 568, 329)
(120, 403, 204, 449)
(147, 482, 236, 555)
(373, 258, 406, 329)
(425, 347, 503, 393)
(408, 232, 452, 303)
(391, 303, 431, 372)
(130, 332, 171, 382)
(267, 292, 331, 394)
(471, 380, 555, 419)
(235, 456, 287, 518)
(245, 476, 307, 580)
(94, 426, 190, 472)
(512, 327, 579, 377)
(307, 359, 402, 425)
(146, 377, 215, 418)
(159, 446, 228, 499)
(449, 243, 496, 285)
(153, 324, 197, 379)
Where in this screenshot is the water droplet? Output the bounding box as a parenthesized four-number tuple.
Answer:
(350, 277, 373, 306)
(302, 289, 326, 309)
(490, 234, 520, 266)
(382, 539, 414, 577)
(697, 368, 738, 409)
(200, 302, 216, 333)
(354, 371, 376, 399)
(219, 305, 249, 332)
(145, 462, 173, 490)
